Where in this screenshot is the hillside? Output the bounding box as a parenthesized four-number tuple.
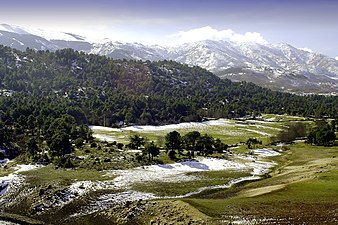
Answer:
(1, 24, 338, 94)
(1, 45, 338, 127)
(91, 40, 338, 94)
(2, 44, 338, 157)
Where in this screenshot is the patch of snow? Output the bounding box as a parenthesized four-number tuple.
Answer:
(0, 220, 19, 225)
(252, 148, 281, 157)
(15, 164, 41, 173)
(247, 160, 277, 176)
(89, 125, 121, 132)
(265, 116, 277, 122)
(125, 149, 142, 153)
(11, 38, 24, 46)
(0, 159, 8, 165)
(70, 191, 156, 218)
(175, 176, 260, 198)
(0, 24, 30, 34)
(298, 47, 313, 53)
(63, 150, 280, 218)
(0, 164, 41, 197)
(104, 155, 276, 195)
(92, 134, 117, 142)
(242, 128, 270, 136)
(91, 119, 232, 133)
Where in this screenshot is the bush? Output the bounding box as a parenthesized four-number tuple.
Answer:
(74, 138, 84, 148)
(117, 143, 124, 149)
(274, 122, 307, 143)
(57, 157, 74, 168)
(90, 142, 97, 148)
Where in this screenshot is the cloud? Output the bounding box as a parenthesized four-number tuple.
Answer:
(172, 26, 268, 45)
(335, 56, 338, 61)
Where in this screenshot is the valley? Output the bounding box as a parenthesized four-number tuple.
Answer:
(1, 115, 337, 224)
(0, 41, 337, 224)
(1, 1, 338, 224)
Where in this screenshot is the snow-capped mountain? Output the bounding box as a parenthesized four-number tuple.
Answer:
(90, 41, 168, 61)
(0, 24, 92, 52)
(90, 40, 338, 93)
(0, 24, 87, 42)
(1, 23, 338, 94)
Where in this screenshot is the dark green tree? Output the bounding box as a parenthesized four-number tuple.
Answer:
(129, 134, 145, 149)
(196, 134, 214, 156)
(307, 125, 336, 146)
(144, 141, 160, 160)
(165, 131, 182, 153)
(26, 138, 39, 157)
(49, 132, 72, 157)
(246, 138, 262, 149)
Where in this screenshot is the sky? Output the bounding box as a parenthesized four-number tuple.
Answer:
(0, 0, 337, 57)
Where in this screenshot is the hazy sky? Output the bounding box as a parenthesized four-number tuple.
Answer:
(0, 0, 337, 57)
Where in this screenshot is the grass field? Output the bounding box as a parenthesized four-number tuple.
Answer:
(91, 115, 302, 146)
(183, 143, 338, 224)
(20, 166, 113, 186)
(132, 170, 251, 196)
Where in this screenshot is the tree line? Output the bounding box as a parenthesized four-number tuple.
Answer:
(129, 130, 228, 162)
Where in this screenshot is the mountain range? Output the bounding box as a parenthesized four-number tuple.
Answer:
(1, 23, 338, 94)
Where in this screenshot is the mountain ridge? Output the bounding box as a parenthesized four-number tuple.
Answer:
(1, 23, 338, 94)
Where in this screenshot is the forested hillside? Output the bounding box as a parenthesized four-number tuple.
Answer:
(1, 45, 338, 157)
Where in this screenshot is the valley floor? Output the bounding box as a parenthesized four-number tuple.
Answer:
(0, 116, 337, 224)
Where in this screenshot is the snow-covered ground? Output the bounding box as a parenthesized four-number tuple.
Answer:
(0, 148, 281, 218)
(67, 148, 281, 217)
(90, 126, 121, 132)
(0, 165, 41, 197)
(90, 119, 232, 133)
(68, 148, 280, 202)
(108, 157, 248, 189)
(90, 118, 280, 143)
(92, 134, 117, 142)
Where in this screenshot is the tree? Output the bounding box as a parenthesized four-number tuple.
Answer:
(168, 149, 177, 160)
(246, 138, 262, 149)
(196, 134, 214, 156)
(183, 131, 200, 156)
(165, 131, 182, 152)
(124, 111, 133, 125)
(49, 132, 72, 157)
(74, 137, 84, 148)
(117, 143, 124, 149)
(144, 141, 160, 160)
(214, 138, 228, 153)
(129, 134, 145, 149)
(307, 125, 336, 146)
(26, 138, 39, 157)
(275, 122, 307, 143)
(0, 152, 4, 160)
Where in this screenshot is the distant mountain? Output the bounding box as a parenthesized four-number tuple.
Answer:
(0, 24, 92, 52)
(91, 40, 338, 94)
(1, 23, 338, 94)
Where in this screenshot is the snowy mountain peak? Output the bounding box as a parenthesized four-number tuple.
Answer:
(0, 24, 30, 35)
(0, 23, 87, 42)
